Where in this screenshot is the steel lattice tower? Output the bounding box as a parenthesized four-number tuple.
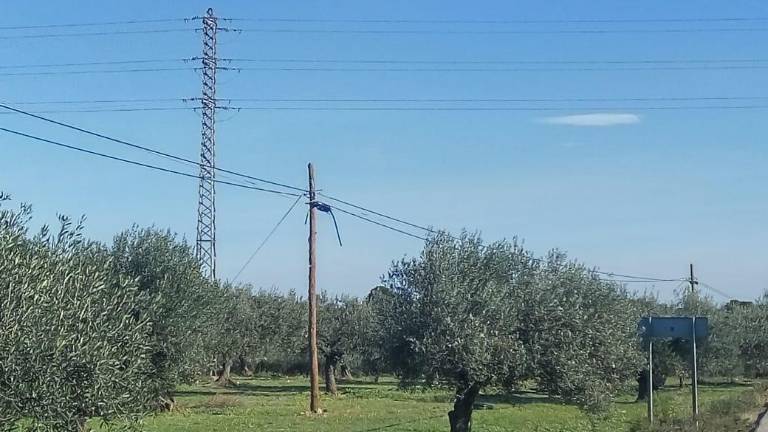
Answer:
(196, 8, 218, 280)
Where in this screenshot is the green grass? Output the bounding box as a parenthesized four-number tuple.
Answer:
(103, 377, 756, 432)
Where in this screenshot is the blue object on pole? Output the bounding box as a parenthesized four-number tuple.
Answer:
(638, 316, 709, 340)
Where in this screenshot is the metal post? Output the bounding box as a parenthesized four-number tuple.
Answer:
(307, 163, 321, 413)
(691, 316, 699, 423)
(648, 317, 654, 425)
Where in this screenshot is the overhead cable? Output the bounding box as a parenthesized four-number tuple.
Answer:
(228, 16, 768, 25)
(0, 67, 195, 77)
(0, 59, 189, 70)
(0, 127, 301, 197)
(232, 194, 305, 281)
(229, 65, 768, 72)
(318, 192, 434, 234)
(592, 270, 685, 282)
(0, 103, 307, 194)
(329, 205, 427, 241)
(0, 28, 193, 40)
(229, 57, 768, 65)
(239, 27, 768, 35)
(699, 281, 738, 300)
(0, 18, 191, 30)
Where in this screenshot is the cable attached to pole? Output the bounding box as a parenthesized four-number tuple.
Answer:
(232, 194, 305, 281)
(310, 201, 343, 246)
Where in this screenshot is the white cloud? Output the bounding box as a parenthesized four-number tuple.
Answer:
(542, 113, 641, 127)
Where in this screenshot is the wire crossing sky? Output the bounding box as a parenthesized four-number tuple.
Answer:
(0, 0, 766, 300)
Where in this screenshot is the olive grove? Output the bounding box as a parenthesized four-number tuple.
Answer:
(2, 193, 766, 432)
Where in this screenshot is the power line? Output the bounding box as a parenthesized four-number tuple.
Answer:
(9, 96, 768, 106)
(6, 57, 765, 70)
(6, 105, 768, 114)
(239, 27, 768, 35)
(0, 103, 307, 194)
(222, 96, 768, 103)
(0, 107, 194, 114)
(232, 194, 305, 282)
(329, 205, 427, 241)
(5, 98, 187, 105)
(228, 57, 768, 65)
(0, 67, 195, 77)
(318, 192, 434, 234)
(0, 59, 189, 70)
(0, 18, 190, 30)
(229, 17, 768, 25)
(592, 270, 684, 283)
(6, 65, 765, 77)
(0, 28, 193, 40)
(698, 281, 738, 300)
(0, 127, 301, 197)
(230, 65, 768, 72)
(0, 107, 729, 288)
(226, 105, 768, 111)
(599, 278, 684, 284)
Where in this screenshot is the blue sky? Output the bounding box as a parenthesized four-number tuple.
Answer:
(1, 0, 767, 301)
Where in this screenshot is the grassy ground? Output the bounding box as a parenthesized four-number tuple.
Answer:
(111, 376, 755, 432)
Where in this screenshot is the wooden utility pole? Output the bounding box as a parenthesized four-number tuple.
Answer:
(307, 163, 321, 413)
(689, 263, 697, 294)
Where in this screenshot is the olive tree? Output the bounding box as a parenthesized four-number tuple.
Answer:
(317, 295, 367, 395)
(518, 252, 642, 412)
(366, 285, 428, 384)
(204, 284, 253, 386)
(109, 227, 216, 406)
(205, 285, 307, 384)
(716, 298, 768, 378)
(0, 199, 155, 431)
(358, 287, 395, 381)
(383, 232, 529, 432)
(242, 289, 306, 374)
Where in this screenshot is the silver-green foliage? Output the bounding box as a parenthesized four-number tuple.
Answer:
(109, 227, 216, 398)
(520, 251, 642, 412)
(382, 232, 642, 413)
(384, 232, 529, 390)
(0, 200, 154, 431)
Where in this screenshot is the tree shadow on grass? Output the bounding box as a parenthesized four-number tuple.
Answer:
(477, 392, 555, 406)
(355, 404, 527, 432)
(176, 379, 396, 399)
(354, 413, 446, 432)
(234, 382, 311, 395)
(337, 379, 398, 387)
(422, 390, 554, 406)
(699, 380, 753, 388)
(175, 383, 312, 397)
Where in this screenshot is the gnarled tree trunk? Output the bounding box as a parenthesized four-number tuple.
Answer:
(339, 363, 353, 381)
(76, 416, 89, 432)
(448, 383, 480, 432)
(324, 357, 338, 395)
(158, 392, 176, 411)
(238, 354, 254, 376)
(636, 369, 666, 400)
(216, 356, 235, 386)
